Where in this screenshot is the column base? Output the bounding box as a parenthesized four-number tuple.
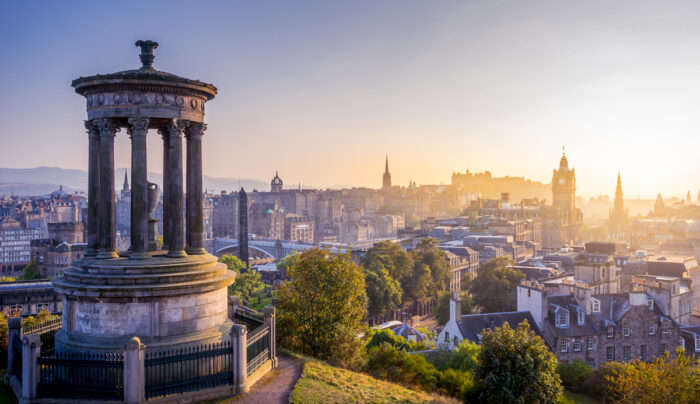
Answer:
(85, 248, 98, 257)
(96, 250, 119, 259)
(186, 247, 207, 255)
(129, 251, 151, 260)
(166, 250, 188, 258)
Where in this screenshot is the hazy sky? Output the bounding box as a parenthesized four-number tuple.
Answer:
(1, 0, 699, 198)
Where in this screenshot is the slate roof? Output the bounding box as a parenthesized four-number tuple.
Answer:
(457, 311, 546, 345)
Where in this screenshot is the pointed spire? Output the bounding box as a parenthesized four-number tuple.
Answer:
(617, 171, 621, 185)
(123, 169, 129, 190)
(385, 155, 389, 173)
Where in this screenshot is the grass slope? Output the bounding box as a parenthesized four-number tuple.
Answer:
(291, 360, 458, 404)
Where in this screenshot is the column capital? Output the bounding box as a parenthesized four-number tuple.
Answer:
(94, 118, 121, 137)
(84, 120, 99, 138)
(165, 118, 188, 137)
(186, 122, 206, 139)
(127, 117, 149, 138)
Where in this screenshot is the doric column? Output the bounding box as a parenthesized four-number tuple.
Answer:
(158, 128, 170, 250)
(186, 122, 206, 254)
(85, 120, 100, 256)
(165, 119, 188, 258)
(128, 117, 150, 259)
(95, 118, 120, 259)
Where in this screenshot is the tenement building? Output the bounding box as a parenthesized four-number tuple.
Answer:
(0, 217, 42, 273)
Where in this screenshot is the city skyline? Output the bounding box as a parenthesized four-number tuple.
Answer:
(2, 1, 700, 198)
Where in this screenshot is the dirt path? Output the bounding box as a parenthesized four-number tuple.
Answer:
(232, 355, 304, 404)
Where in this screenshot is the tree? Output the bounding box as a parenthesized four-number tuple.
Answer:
(18, 259, 42, 280)
(362, 241, 413, 287)
(276, 252, 300, 277)
(406, 263, 432, 302)
(435, 291, 473, 326)
(364, 263, 402, 317)
(277, 248, 367, 366)
(229, 270, 264, 302)
(608, 349, 700, 403)
(467, 256, 523, 312)
(410, 238, 451, 296)
(219, 254, 246, 273)
(474, 320, 562, 403)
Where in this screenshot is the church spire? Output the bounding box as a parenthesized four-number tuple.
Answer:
(385, 156, 389, 173)
(123, 169, 129, 191)
(382, 155, 392, 189)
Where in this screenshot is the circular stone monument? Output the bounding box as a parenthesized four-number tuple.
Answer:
(53, 41, 235, 353)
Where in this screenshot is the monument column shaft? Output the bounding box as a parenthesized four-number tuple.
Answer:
(186, 123, 206, 254)
(95, 118, 120, 259)
(85, 121, 100, 256)
(161, 130, 170, 250)
(128, 117, 150, 258)
(166, 119, 188, 258)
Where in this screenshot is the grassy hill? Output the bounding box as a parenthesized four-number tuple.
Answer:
(291, 360, 459, 404)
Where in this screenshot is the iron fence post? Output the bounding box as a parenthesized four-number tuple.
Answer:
(21, 334, 41, 400)
(264, 306, 277, 368)
(231, 324, 247, 394)
(7, 317, 22, 377)
(125, 336, 145, 404)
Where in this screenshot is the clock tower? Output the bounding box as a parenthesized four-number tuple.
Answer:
(552, 150, 576, 212)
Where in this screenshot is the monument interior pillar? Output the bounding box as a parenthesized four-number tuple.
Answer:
(160, 128, 170, 250)
(128, 117, 150, 258)
(95, 118, 120, 259)
(186, 122, 206, 254)
(85, 120, 100, 256)
(166, 119, 187, 258)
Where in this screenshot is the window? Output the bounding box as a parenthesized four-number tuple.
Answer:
(646, 299, 654, 310)
(9, 304, 21, 314)
(445, 331, 449, 341)
(574, 338, 582, 352)
(607, 326, 614, 339)
(623, 323, 631, 337)
(662, 321, 670, 335)
(679, 338, 685, 351)
(577, 311, 584, 325)
(659, 343, 667, 356)
(560, 338, 569, 353)
(640, 344, 646, 360)
(555, 311, 569, 328)
(587, 337, 595, 351)
(648, 322, 656, 335)
(587, 359, 595, 367)
(36, 303, 50, 313)
(623, 346, 631, 361)
(695, 335, 700, 352)
(591, 298, 600, 313)
(606, 346, 615, 362)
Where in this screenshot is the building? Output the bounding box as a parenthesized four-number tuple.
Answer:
(382, 156, 391, 189)
(212, 190, 238, 237)
(607, 173, 629, 240)
(284, 214, 314, 243)
(271, 171, 283, 193)
(30, 222, 86, 278)
(542, 151, 583, 250)
(0, 217, 42, 273)
(0, 280, 61, 315)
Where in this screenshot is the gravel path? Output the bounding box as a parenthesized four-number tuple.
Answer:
(232, 355, 304, 404)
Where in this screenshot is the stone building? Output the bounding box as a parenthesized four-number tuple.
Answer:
(212, 190, 238, 237)
(542, 151, 583, 250)
(0, 217, 42, 273)
(0, 280, 61, 315)
(30, 222, 86, 278)
(284, 214, 314, 243)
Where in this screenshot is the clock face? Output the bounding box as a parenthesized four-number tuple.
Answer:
(558, 178, 566, 185)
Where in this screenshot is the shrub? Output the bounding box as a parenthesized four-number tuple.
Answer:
(582, 361, 626, 402)
(558, 359, 593, 393)
(365, 329, 412, 352)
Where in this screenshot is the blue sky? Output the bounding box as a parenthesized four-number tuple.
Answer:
(1, 0, 699, 198)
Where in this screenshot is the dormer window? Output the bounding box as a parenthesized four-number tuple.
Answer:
(591, 298, 600, 313)
(577, 310, 584, 325)
(646, 298, 654, 310)
(555, 311, 569, 328)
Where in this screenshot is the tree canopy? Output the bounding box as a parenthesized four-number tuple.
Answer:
(364, 262, 402, 317)
(219, 254, 264, 302)
(277, 248, 367, 365)
(435, 291, 473, 326)
(219, 254, 246, 273)
(466, 256, 523, 313)
(474, 320, 562, 403)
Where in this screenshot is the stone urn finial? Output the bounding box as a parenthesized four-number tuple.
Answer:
(135, 40, 159, 70)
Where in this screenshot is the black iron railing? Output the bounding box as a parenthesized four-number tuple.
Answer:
(145, 341, 232, 400)
(11, 337, 23, 382)
(37, 351, 124, 401)
(246, 325, 270, 375)
(233, 306, 264, 331)
(24, 317, 62, 353)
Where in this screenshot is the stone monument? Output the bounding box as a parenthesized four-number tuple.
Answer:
(53, 40, 235, 353)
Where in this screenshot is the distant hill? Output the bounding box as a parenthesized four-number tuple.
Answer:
(0, 167, 268, 196)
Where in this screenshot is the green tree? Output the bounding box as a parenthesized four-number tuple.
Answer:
(435, 291, 474, 325)
(411, 238, 451, 295)
(276, 252, 300, 277)
(277, 248, 367, 366)
(364, 329, 411, 352)
(364, 263, 402, 317)
(362, 241, 413, 287)
(467, 256, 523, 312)
(229, 270, 264, 302)
(474, 320, 562, 403)
(219, 254, 246, 272)
(18, 259, 42, 280)
(406, 263, 432, 302)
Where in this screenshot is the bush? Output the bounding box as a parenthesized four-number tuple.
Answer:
(558, 359, 593, 393)
(365, 329, 412, 352)
(582, 361, 626, 403)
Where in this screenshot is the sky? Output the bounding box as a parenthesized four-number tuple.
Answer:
(1, 0, 699, 199)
